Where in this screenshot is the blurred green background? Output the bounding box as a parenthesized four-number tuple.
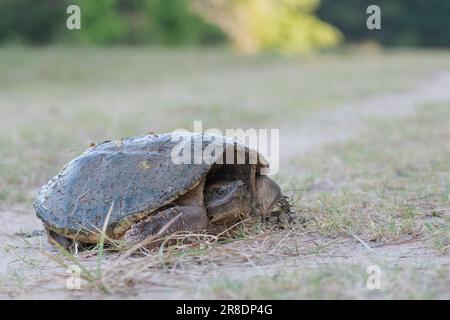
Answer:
(0, 0, 449, 50)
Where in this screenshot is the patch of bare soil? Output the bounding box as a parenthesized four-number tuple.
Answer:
(1, 217, 448, 299)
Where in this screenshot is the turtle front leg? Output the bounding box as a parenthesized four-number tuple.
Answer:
(46, 227, 76, 251)
(124, 181, 208, 246)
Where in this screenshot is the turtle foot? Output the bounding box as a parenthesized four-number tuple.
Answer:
(124, 205, 208, 247)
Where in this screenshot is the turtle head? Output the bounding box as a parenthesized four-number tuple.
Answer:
(204, 180, 252, 225)
(204, 175, 285, 225)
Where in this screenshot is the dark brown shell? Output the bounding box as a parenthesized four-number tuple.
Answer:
(34, 133, 267, 241)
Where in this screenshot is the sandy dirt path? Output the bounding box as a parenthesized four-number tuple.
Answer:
(280, 71, 450, 163)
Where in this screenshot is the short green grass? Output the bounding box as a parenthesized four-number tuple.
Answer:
(1, 47, 450, 209)
(290, 103, 450, 248)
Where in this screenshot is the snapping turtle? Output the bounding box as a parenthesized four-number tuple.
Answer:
(34, 132, 294, 249)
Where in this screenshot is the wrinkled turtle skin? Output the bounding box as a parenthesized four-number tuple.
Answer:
(34, 132, 275, 244)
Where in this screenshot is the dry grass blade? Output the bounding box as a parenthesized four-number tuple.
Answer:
(97, 202, 114, 278)
(34, 239, 108, 292)
(268, 230, 293, 255)
(215, 217, 252, 238)
(116, 217, 256, 269)
(330, 218, 376, 253)
(120, 212, 183, 258)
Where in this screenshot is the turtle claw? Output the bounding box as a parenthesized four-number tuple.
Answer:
(278, 213, 290, 224)
(267, 215, 279, 225)
(265, 211, 291, 226)
(265, 202, 306, 227)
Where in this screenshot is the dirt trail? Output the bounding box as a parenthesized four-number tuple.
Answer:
(1, 71, 450, 299)
(280, 71, 450, 163)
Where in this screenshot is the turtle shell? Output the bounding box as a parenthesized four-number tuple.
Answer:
(34, 132, 268, 242)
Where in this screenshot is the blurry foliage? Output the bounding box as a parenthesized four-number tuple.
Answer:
(66, 0, 225, 45)
(0, 0, 448, 49)
(0, 0, 337, 51)
(69, 0, 127, 44)
(141, 0, 225, 45)
(0, 0, 65, 44)
(0, 0, 224, 46)
(191, 0, 342, 53)
(317, 0, 450, 47)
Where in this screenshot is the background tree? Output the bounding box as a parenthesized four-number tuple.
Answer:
(1, 0, 449, 49)
(69, 0, 126, 44)
(317, 0, 450, 47)
(190, 0, 343, 53)
(0, 0, 65, 44)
